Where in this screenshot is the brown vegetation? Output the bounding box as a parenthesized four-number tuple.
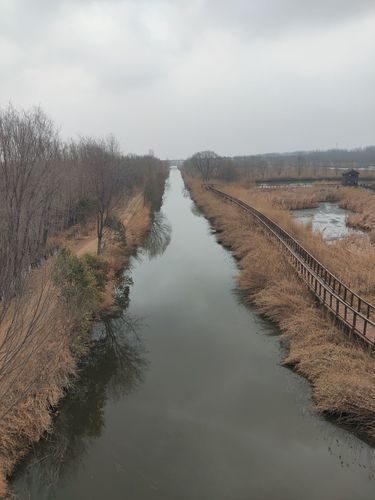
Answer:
(211, 182, 375, 304)
(248, 183, 375, 236)
(0, 269, 76, 497)
(337, 187, 375, 241)
(0, 104, 168, 496)
(240, 183, 375, 243)
(0, 191, 153, 497)
(184, 175, 375, 442)
(266, 185, 339, 210)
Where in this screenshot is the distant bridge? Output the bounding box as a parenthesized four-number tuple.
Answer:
(166, 159, 185, 168)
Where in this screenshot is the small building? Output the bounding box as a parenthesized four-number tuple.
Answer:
(342, 169, 359, 186)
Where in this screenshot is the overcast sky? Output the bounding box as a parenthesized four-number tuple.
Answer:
(1, 0, 374, 158)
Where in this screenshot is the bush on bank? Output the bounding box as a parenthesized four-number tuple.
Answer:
(53, 248, 110, 355)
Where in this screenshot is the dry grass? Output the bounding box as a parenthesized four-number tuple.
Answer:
(218, 182, 375, 305)
(185, 175, 375, 441)
(100, 194, 151, 313)
(0, 270, 76, 498)
(338, 187, 375, 234)
(0, 192, 152, 497)
(267, 185, 339, 210)
(236, 182, 375, 234)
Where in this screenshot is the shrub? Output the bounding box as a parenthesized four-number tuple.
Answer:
(53, 248, 110, 354)
(82, 253, 110, 292)
(53, 248, 99, 307)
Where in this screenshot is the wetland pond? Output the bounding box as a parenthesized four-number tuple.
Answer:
(12, 169, 375, 500)
(292, 202, 363, 241)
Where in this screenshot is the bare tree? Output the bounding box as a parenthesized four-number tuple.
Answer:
(141, 156, 169, 211)
(78, 136, 124, 255)
(0, 104, 60, 314)
(296, 154, 306, 177)
(214, 158, 239, 182)
(189, 151, 219, 182)
(0, 106, 170, 490)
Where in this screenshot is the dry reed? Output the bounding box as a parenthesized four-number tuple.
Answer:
(219, 183, 375, 304)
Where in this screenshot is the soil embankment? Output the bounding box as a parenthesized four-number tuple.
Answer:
(184, 175, 375, 443)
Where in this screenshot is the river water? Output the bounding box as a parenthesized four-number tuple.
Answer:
(12, 169, 375, 499)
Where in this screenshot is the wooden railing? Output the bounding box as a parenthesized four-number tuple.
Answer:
(207, 185, 375, 347)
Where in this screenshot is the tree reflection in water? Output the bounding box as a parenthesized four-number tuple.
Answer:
(142, 211, 171, 259)
(12, 209, 173, 498)
(191, 203, 204, 218)
(12, 313, 147, 499)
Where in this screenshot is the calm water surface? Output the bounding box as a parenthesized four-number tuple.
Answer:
(12, 169, 375, 499)
(292, 202, 362, 240)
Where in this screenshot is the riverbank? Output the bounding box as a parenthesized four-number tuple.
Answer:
(11, 168, 375, 500)
(0, 191, 152, 497)
(184, 175, 375, 443)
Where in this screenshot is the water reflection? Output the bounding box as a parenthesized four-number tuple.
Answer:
(292, 202, 363, 241)
(12, 169, 375, 500)
(231, 286, 278, 337)
(12, 199, 176, 499)
(142, 211, 172, 259)
(113, 273, 133, 310)
(191, 203, 204, 218)
(12, 314, 147, 499)
(321, 427, 375, 478)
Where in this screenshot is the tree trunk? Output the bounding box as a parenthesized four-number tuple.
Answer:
(97, 212, 104, 255)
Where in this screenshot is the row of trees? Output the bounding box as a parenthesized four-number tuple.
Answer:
(183, 147, 375, 183)
(0, 104, 167, 301)
(0, 104, 168, 418)
(183, 151, 240, 182)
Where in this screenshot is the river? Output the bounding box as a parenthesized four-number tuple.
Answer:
(12, 169, 375, 499)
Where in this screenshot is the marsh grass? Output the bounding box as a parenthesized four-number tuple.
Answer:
(220, 182, 375, 304)
(338, 187, 375, 233)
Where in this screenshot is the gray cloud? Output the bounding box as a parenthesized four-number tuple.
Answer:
(201, 0, 375, 37)
(0, 0, 374, 157)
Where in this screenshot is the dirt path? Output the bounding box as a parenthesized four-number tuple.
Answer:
(73, 193, 145, 257)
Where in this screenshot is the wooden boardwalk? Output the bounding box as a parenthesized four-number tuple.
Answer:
(207, 186, 375, 347)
